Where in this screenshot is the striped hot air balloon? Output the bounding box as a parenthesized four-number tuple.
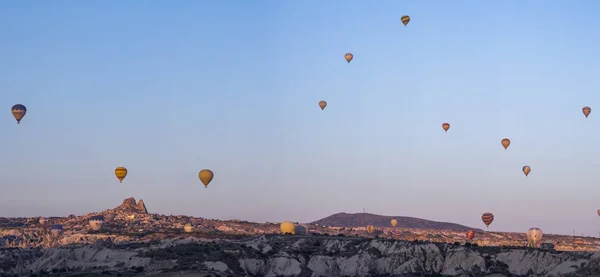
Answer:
(481, 213, 494, 228)
(115, 167, 127, 183)
(401, 15, 410, 26)
(465, 230, 475, 240)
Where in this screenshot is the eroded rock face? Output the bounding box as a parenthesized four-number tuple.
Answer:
(113, 197, 148, 214)
(0, 235, 598, 277)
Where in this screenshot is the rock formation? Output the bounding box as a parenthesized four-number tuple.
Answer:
(112, 197, 148, 214)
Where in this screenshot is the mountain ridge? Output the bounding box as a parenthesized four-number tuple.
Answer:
(311, 212, 481, 231)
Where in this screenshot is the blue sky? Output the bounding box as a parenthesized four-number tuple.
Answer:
(1, 0, 600, 237)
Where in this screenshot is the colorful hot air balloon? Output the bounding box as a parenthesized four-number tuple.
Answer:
(115, 167, 127, 183)
(583, 106, 591, 118)
(50, 224, 63, 238)
(465, 230, 475, 240)
(501, 138, 510, 150)
(280, 221, 295, 234)
(526, 227, 543, 248)
(401, 15, 410, 26)
(89, 215, 105, 231)
(597, 209, 600, 217)
(184, 223, 193, 233)
(366, 225, 375, 233)
(344, 53, 353, 63)
(442, 123, 450, 132)
(198, 169, 214, 188)
(481, 213, 494, 228)
(522, 166, 531, 176)
(295, 225, 308, 235)
(11, 104, 26, 124)
(391, 219, 398, 227)
(319, 100, 327, 110)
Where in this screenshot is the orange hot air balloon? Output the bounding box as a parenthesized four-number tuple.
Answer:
(344, 53, 353, 63)
(442, 123, 450, 132)
(401, 15, 410, 26)
(501, 138, 510, 150)
(115, 167, 127, 183)
(198, 169, 214, 188)
(366, 225, 374, 233)
(465, 230, 475, 240)
(481, 212, 494, 228)
(583, 106, 591, 118)
(522, 165, 531, 176)
(390, 219, 397, 227)
(319, 100, 327, 110)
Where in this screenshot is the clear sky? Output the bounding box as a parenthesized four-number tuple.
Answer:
(1, 0, 600, 237)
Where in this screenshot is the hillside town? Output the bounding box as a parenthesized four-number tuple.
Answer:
(0, 198, 598, 252)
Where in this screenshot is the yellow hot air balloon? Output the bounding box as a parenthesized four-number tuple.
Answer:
(401, 15, 410, 26)
(280, 221, 295, 234)
(344, 53, 353, 63)
(319, 100, 327, 110)
(184, 223, 193, 233)
(198, 169, 214, 188)
(115, 167, 127, 183)
(390, 219, 397, 227)
(501, 138, 510, 150)
(366, 225, 375, 233)
(583, 106, 591, 118)
(522, 165, 531, 176)
(442, 123, 450, 132)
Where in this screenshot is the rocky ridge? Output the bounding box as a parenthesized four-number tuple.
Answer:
(0, 235, 599, 276)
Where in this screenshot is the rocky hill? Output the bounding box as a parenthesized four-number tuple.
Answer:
(312, 212, 479, 231)
(0, 235, 598, 276)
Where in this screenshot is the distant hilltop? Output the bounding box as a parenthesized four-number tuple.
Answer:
(311, 212, 480, 231)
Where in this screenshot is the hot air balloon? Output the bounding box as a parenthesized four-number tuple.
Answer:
(522, 166, 531, 176)
(50, 224, 63, 238)
(465, 230, 475, 240)
(295, 225, 307, 235)
(89, 215, 105, 231)
(597, 209, 600, 217)
(115, 167, 127, 183)
(280, 221, 295, 234)
(38, 217, 47, 225)
(11, 104, 26, 124)
(366, 225, 375, 233)
(184, 223, 193, 233)
(526, 227, 543, 248)
(199, 169, 214, 188)
(442, 123, 450, 132)
(390, 219, 397, 227)
(401, 15, 410, 26)
(344, 53, 353, 63)
(319, 100, 327, 110)
(501, 138, 510, 150)
(481, 213, 494, 228)
(105, 213, 116, 221)
(583, 106, 591, 118)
